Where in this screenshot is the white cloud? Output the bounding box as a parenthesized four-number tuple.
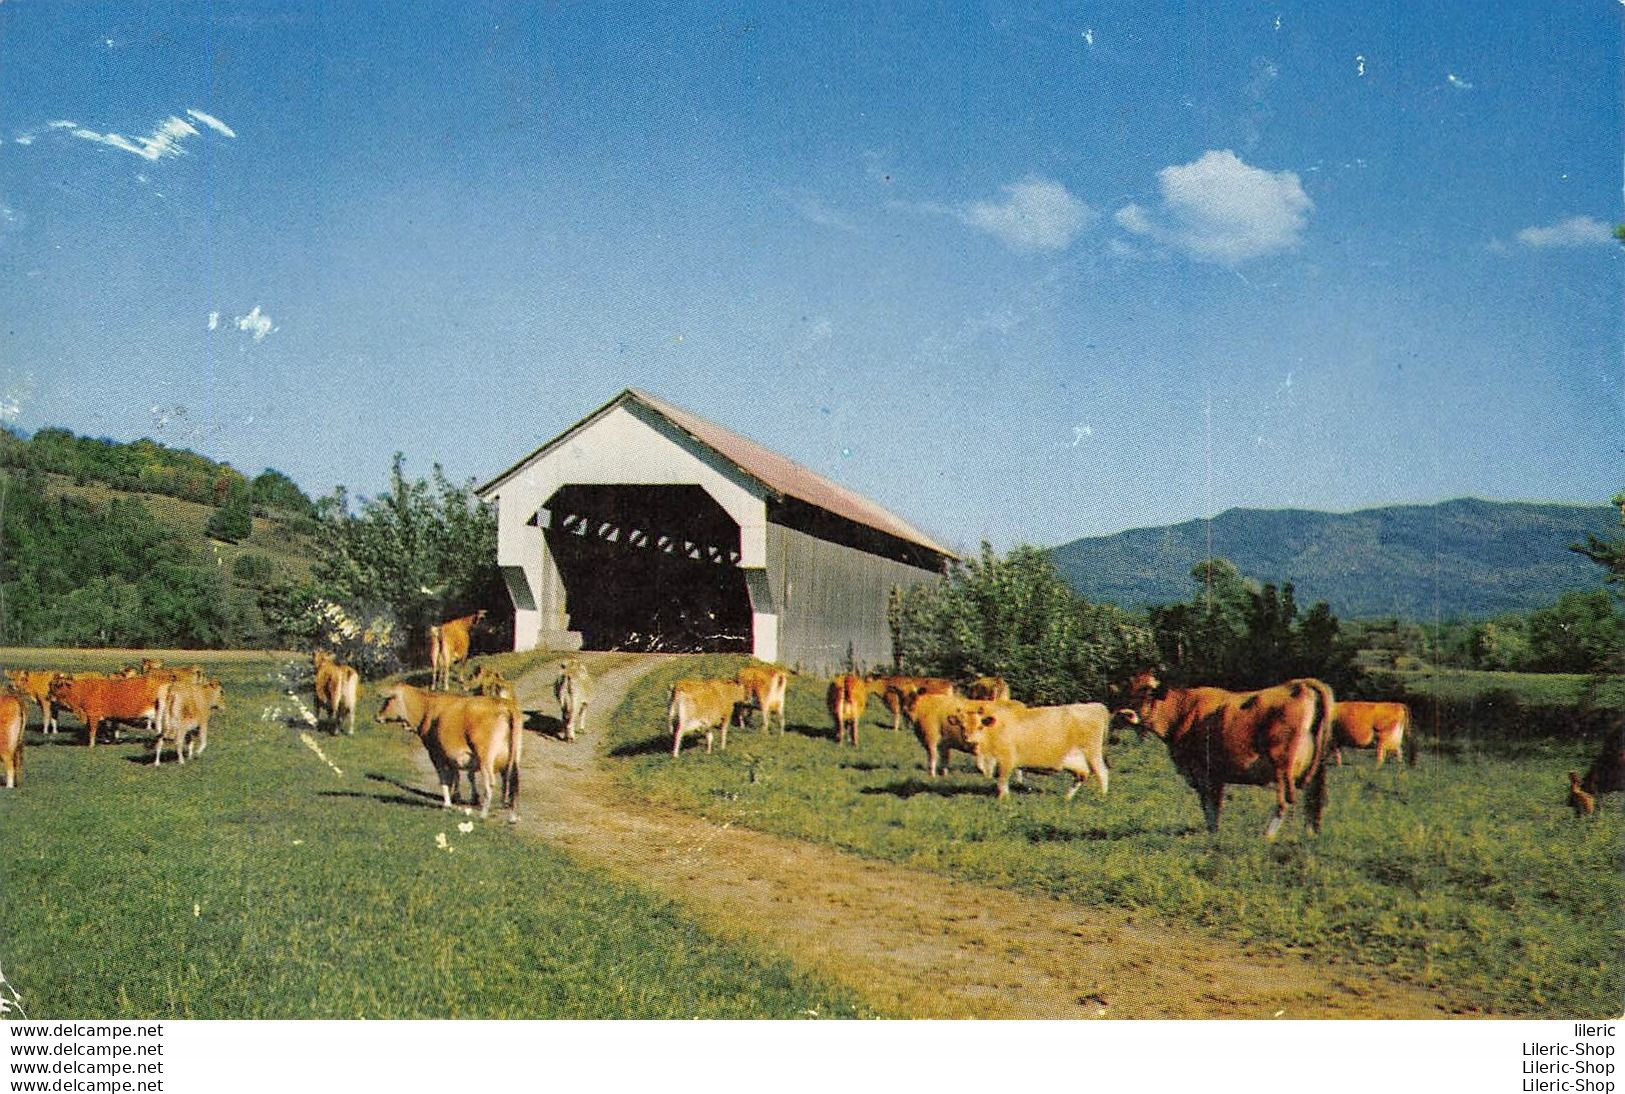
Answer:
(186, 109, 237, 138)
(1446, 73, 1473, 91)
(1515, 215, 1615, 249)
(50, 110, 234, 162)
(207, 311, 219, 331)
(780, 189, 855, 231)
(960, 177, 1094, 252)
(12, 134, 33, 146)
(234, 305, 276, 342)
(1115, 149, 1312, 263)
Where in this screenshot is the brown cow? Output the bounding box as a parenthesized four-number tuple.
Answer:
(907, 691, 990, 776)
(827, 673, 879, 747)
(736, 664, 788, 734)
(554, 659, 590, 742)
(152, 680, 224, 766)
(313, 650, 360, 735)
(669, 678, 746, 757)
(431, 610, 487, 691)
(961, 701, 1110, 800)
(0, 692, 22, 788)
(49, 674, 167, 749)
(1120, 669, 1335, 839)
(875, 675, 957, 733)
(1568, 726, 1623, 817)
(963, 676, 1011, 702)
(6, 670, 61, 735)
(1332, 701, 1411, 767)
(376, 683, 521, 821)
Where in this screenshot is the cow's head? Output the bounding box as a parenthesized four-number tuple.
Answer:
(313, 649, 332, 671)
(375, 686, 410, 727)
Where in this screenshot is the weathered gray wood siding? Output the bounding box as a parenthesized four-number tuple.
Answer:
(765, 522, 941, 676)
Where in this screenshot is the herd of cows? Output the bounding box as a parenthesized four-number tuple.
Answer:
(0, 631, 1618, 835)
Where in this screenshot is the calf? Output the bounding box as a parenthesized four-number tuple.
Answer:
(669, 678, 746, 757)
(376, 683, 521, 821)
(6, 670, 61, 735)
(0, 692, 22, 788)
(312, 650, 360, 735)
(49, 674, 166, 749)
(961, 702, 1110, 800)
(907, 691, 992, 776)
(554, 659, 591, 742)
(827, 673, 877, 747)
(875, 675, 956, 733)
(152, 680, 224, 766)
(736, 664, 788, 734)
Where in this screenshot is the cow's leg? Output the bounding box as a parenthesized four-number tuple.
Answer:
(1264, 768, 1292, 840)
(703, 728, 713, 754)
(152, 733, 164, 766)
(1304, 761, 1329, 834)
(1195, 779, 1223, 833)
(926, 740, 939, 777)
(1333, 747, 1344, 767)
(478, 768, 493, 819)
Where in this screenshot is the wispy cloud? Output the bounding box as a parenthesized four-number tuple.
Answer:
(959, 177, 1094, 253)
(234, 305, 276, 342)
(1515, 215, 1614, 249)
(779, 188, 856, 231)
(1115, 149, 1311, 264)
(40, 108, 234, 162)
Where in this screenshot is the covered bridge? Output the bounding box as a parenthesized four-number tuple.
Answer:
(476, 388, 953, 674)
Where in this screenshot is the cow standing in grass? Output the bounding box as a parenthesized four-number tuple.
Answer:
(49, 674, 166, 749)
(430, 610, 486, 691)
(555, 659, 590, 742)
(960, 701, 1110, 800)
(0, 692, 22, 788)
(313, 650, 360, 735)
(6, 670, 60, 735)
(376, 683, 521, 821)
(1332, 700, 1412, 767)
(735, 664, 787, 735)
(152, 680, 225, 766)
(669, 679, 746, 757)
(1119, 669, 1335, 839)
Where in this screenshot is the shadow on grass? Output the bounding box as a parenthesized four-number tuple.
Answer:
(610, 735, 677, 758)
(310, 773, 449, 812)
(526, 711, 567, 740)
(861, 778, 996, 799)
(784, 721, 838, 743)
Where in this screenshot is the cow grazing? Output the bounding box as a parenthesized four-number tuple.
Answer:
(6, 670, 61, 735)
(736, 664, 788, 734)
(48, 674, 167, 749)
(0, 692, 22, 788)
(827, 673, 878, 747)
(468, 663, 514, 700)
(963, 676, 1011, 702)
(907, 691, 990, 776)
(376, 683, 521, 821)
(1332, 700, 1411, 767)
(875, 675, 957, 733)
(152, 680, 224, 766)
(669, 678, 746, 757)
(1120, 669, 1336, 839)
(312, 650, 361, 735)
(431, 610, 487, 691)
(555, 659, 591, 742)
(1568, 726, 1623, 817)
(960, 702, 1110, 800)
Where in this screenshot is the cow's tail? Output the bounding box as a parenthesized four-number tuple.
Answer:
(504, 698, 522, 817)
(1302, 679, 1337, 782)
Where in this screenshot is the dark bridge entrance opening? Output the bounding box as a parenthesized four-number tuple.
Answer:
(542, 484, 751, 654)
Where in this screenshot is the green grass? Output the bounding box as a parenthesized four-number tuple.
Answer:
(607, 656, 1624, 1017)
(1390, 667, 1596, 707)
(0, 650, 866, 1019)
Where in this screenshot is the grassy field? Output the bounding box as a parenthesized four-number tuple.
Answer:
(605, 656, 1623, 1017)
(0, 650, 866, 1019)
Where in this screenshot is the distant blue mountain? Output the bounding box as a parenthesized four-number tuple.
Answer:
(1048, 498, 1619, 620)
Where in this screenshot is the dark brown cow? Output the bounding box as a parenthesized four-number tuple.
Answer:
(1568, 726, 1623, 817)
(1120, 669, 1336, 839)
(431, 610, 487, 691)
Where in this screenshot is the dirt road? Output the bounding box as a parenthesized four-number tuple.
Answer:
(458, 653, 1469, 1019)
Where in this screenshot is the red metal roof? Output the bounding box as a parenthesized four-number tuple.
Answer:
(479, 388, 955, 560)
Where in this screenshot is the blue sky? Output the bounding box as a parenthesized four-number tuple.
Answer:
(1, 1, 1618, 550)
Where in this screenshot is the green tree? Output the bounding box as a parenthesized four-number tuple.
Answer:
(1570, 491, 1625, 594)
(249, 468, 316, 518)
(1525, 590, 1624, 674)
(205, 481, 254, 542)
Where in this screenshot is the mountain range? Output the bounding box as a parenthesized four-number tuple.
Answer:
(1047, 498, 1618, 620)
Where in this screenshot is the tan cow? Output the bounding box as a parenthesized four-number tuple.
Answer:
(468, 663, 514, 700)
(1120, 669, 1335, 839)
(735, 664, 787, 734)
(1331, 700, 1410, 768)
(960, 701, 1110, 800)
(963, 676, 1011, 702)
(0, 692, 22, 788)
(6, 670, 61, 735)
(431, 610, 487, 691)
(827, 673, 879, 747)
(1568, 726, 1623, 817)
(152, 680, 224, 766)
(875, 675, 957, 733)
(312, 650, 360, 735)
(907, 691, 992, 776)
(376, 683, 521, 821)
(554, 659, 591, 742)
(669, 678, 746, 757)
(49, 674, 167, 749)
